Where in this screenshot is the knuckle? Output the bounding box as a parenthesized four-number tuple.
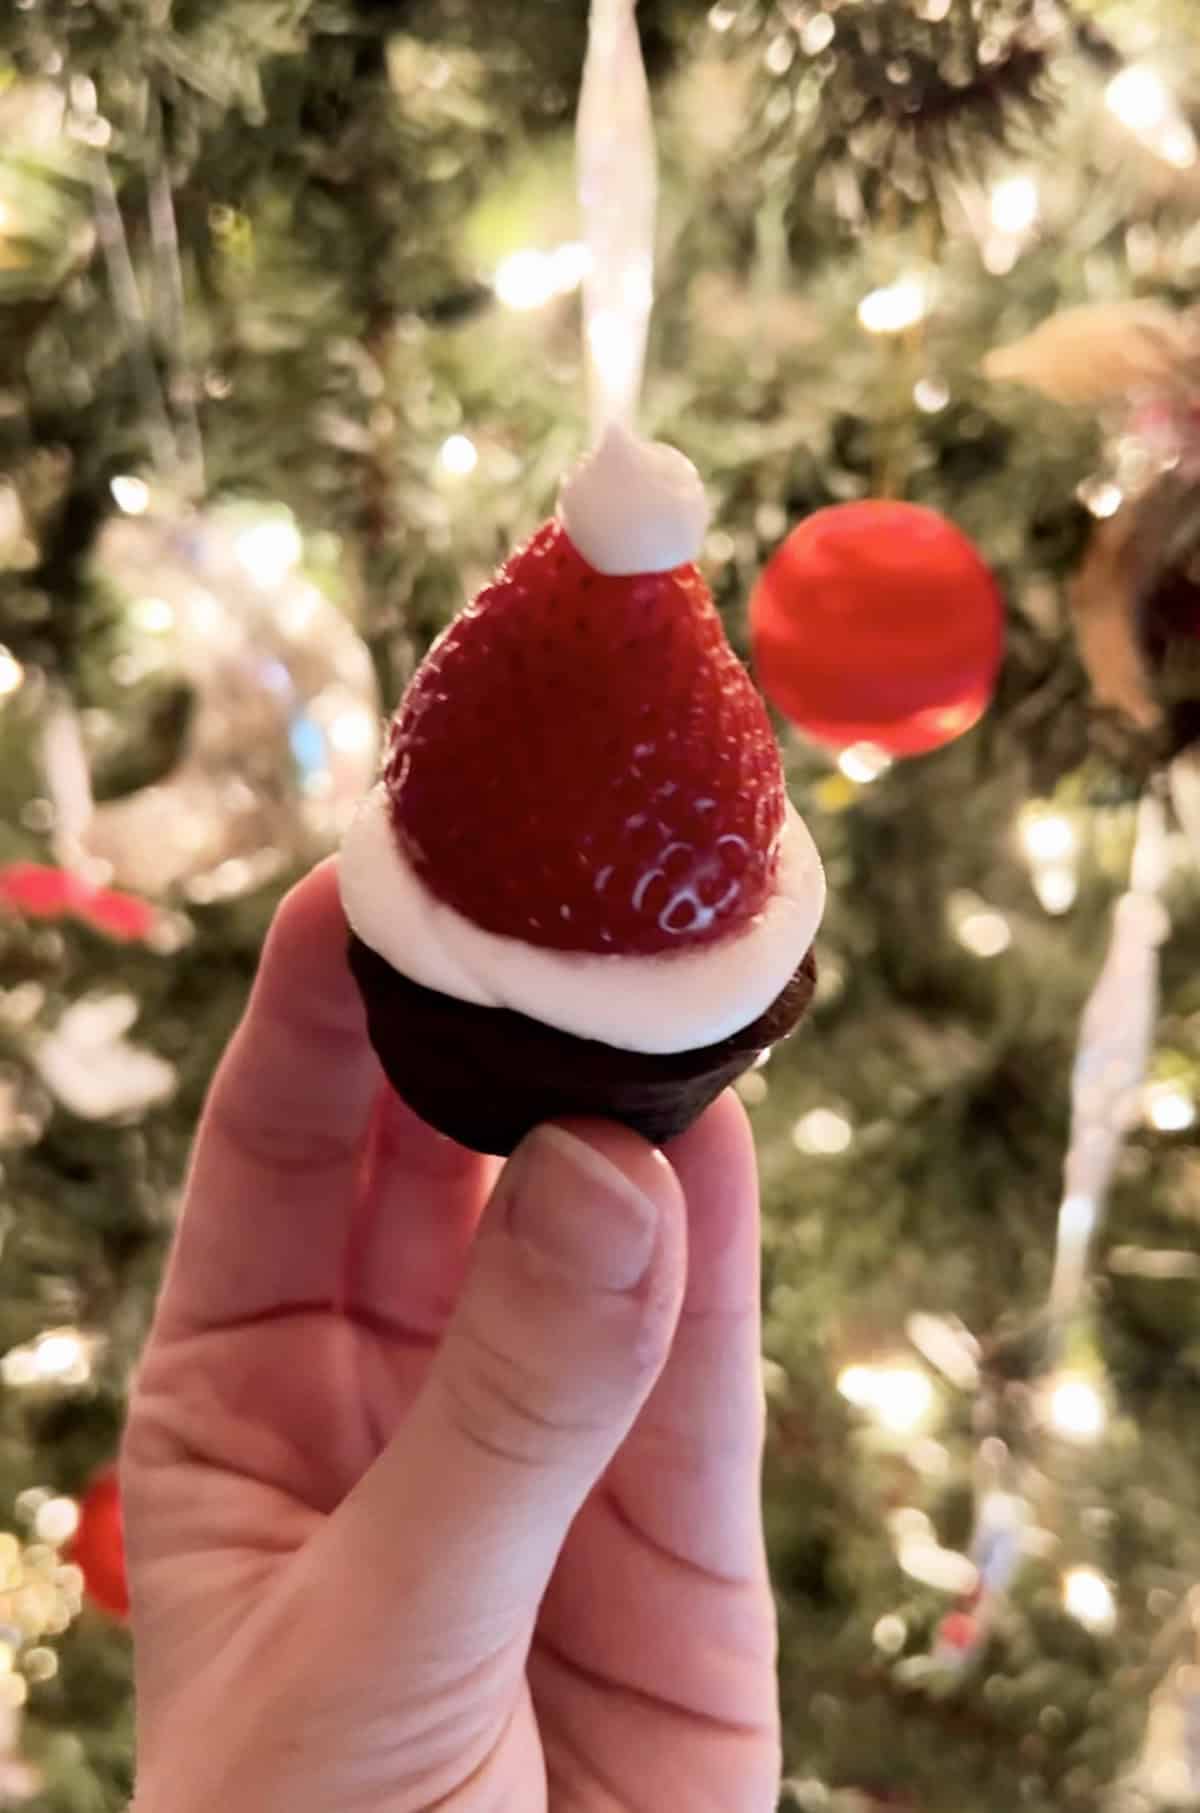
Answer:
(436, 1315, 613, 1469)
(204, 1095, 360, 1175)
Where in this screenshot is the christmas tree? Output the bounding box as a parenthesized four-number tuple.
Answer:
(3, 0, 1200, 1806)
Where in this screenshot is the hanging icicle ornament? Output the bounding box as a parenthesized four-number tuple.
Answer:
(1048, 788, 1170, 1323)
(907, 792, 1173, 1685)
(577, 0, 657, 440)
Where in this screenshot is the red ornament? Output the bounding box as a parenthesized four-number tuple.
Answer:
(387, 518, 785, 955)
(749, 501, 1005, 757)
(0, 863, 156, 943)
(69, 1466, 129, 1621)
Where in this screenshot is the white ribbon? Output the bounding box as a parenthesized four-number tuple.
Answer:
(577, 0, 657, 438)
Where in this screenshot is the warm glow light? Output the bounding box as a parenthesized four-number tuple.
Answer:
(1020, 810, 1077, 864)
(3, 1327, 93, 1389)
(33, 1331, 88, 1381)
(1063, 1566, 1116, 1631)
(914, 377, 950, 414)
(328, 706, 377, 756)
(1048, 1376, 1107, 1443)
(1107, 66, 1172, 134)
(897, 1535, 978, 1594)
(799, 13, 835, 53)
(110, 475, 150, 515)
(837, 1365, 876, 1409)
(235, 517, 303, 587)
(837, 742, 892, 784)
(858, 276, 929, 335)
(133, 596, 174, 634)
(957, 910, 1012, 958)
(33, 1497, 79, 1546)
(1106, 66, 1198, 167)
(1032, 864, 1078, 916)
(872, 1367, 935, 1435)
(873, 1613, 907, 1655)
(1144, 1081, 1196, 1132)
(839, 1363, 935, 1434)
(439, 433, 479, 477)
(493, 242, 591, 311)
(990, 176, 1039, 235)
(0, 647, 24, 698)
(1077, 477, 1124, 520)
(793, 1108, 853, 1155)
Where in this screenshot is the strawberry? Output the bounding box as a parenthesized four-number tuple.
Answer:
(384, 519, 786, 956)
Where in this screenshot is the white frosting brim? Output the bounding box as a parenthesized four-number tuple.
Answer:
(339, 785, 825, 1056)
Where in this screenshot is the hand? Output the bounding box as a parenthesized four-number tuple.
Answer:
(124, 863, 781, 1812)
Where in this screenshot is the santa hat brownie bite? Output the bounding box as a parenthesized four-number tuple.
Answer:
(340, 427, 825, 1155)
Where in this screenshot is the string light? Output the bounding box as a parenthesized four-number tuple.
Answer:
(1019, 806, 1079, 914)
(1106, 66, 1198, 168)
(799, 14, 835, 54)
(1, 1328, 95, 1390)
(32, 1499, 79, 1546)
(493, 243, 591, 311)
(873, 1614, 907, 1655)
(1020, 809, 1076, 865)
(989, 176, 1039, 236)
(439, 433, 479, 478)
(837, 742, 892, 784)
(1144, 1080, 1196, 1132)
(1032, 865, 1078, 915)
(132, 597, 174, 634)
(0, 649, 24, 698)
(956, 908, 1012, 958)
(1062, 1566, 1117, 1632)
(109, 475, 150, 515)
(1077, 476, 1123, 521)
(838, 1363, 935, 1434)
(234, 517, 303, 587)
(858, 276, 929, 335)
(1047, 1375, 1107, 1443)
(897, 1531, 977, 1594)
(328, 705, 378, 756)
(914, 377, 950, 414)
(792, 1107, 853, 1155)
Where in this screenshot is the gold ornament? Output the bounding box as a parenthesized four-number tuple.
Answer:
(1069, 509, 1162, 731)
(984, 301, 1200, 405)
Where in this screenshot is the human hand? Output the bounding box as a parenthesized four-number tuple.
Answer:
(124, 863, 781, 1812)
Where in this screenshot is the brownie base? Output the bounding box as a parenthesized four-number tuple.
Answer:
(347, 933, 817, 1156)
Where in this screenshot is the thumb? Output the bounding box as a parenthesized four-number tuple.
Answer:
(321, 1120, 685, 1686)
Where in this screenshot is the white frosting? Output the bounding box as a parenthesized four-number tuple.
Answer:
(339, 784, 825, 1056)
(557, 423, 710, 575)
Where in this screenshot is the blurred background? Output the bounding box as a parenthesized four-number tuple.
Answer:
(3, 0, 1200, 1807)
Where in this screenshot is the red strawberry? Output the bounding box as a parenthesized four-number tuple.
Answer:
(384, 519, 785, 956)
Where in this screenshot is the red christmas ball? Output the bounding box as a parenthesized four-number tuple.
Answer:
(749, 501, 1005, 757)
(69, 1466, 129, 1621)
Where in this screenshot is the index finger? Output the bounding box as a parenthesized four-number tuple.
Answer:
(153, 860, 383, 1337)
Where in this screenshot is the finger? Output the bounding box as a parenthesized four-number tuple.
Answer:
(338, 1086, 497, 1342)
(157, 862, 482, 1338)
(312, 1120, 686, 1700)
(606, 1089, 768, 1581)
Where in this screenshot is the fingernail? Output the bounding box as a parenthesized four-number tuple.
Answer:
(505, 1125, 659, 1291)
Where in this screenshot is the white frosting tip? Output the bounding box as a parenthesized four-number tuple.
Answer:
(557, 422, 710, 576)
